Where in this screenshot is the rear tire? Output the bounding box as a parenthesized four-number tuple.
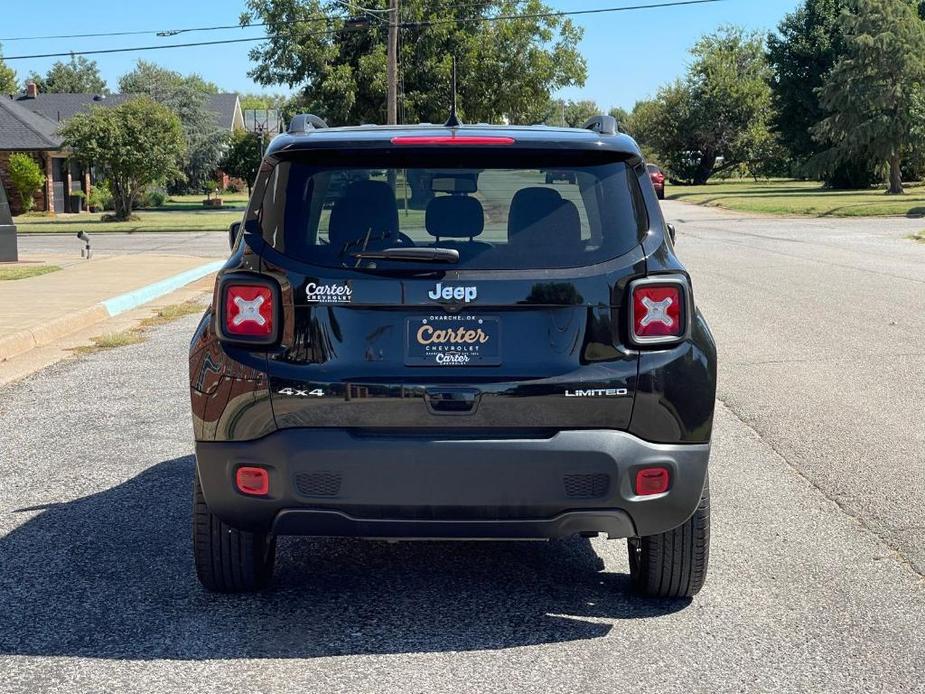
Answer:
(627, 475, 710, 598)
(193, 472, 276, 592)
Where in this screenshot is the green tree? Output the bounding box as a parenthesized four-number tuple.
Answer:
(220, 129, 264, 193)
(7, 153, 45, 213)
(239, 92, 289, 110)
(608, 106, 630, 131)
(118, 61, 227, 193)
(767, 0, 880, 187)
(813, 0, 925, 194)
(0, 44, 17, 94)
(562, 99, 601, 127)
(629, 27, 778, 184)
(60, 97, 186, 220)
(241, 0, 586, 125)
(31, 55, 108, 94)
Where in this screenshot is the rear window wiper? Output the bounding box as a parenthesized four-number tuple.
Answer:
(350, 247, 460, 263)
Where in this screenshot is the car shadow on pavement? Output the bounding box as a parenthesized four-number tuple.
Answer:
(0, 456, 690, 660)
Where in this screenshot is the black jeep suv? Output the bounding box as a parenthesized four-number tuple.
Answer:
(189, 114, 717, 597)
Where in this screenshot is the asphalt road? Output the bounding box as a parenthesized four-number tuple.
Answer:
(18, 231, 229, 258)
(1, 204, 924, 692)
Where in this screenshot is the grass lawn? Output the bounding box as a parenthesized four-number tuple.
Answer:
(0, 265, 61, 280)
(666, 179, 925, 217)
(14, 193, 249, 233)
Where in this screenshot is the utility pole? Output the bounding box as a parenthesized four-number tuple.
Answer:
(387, 0, 399, 125)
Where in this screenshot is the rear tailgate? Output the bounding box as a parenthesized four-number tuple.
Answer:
(264, 259, 644, 431)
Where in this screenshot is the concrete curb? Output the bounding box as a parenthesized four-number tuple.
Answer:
(0, 260, 223, 362)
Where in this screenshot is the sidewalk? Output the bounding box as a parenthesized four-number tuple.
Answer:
(0, 253, 222, 362)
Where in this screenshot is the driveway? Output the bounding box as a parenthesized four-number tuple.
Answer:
(0, 203, 923, 692)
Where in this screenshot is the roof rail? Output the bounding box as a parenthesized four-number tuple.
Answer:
(581, 115, 618, 136)
(288, 113, 329, 134)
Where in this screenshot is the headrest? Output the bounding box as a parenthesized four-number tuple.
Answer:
(509, 191, 582, 247)
(425, 195, 484, 239)
(328, 180, 399, 250)
(507, 187, 564, 240)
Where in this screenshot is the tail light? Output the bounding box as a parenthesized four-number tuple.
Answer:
(628, 275, 691, 346)
(216, 274, 280, 346)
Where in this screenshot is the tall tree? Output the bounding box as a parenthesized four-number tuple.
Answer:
(118, 61, 227, 193)
(608, 106, 630, 129)
(31, 55, 108, 94)
(767, 0, 880, 187)
(220, 129, 264, 193)
(813, 0, 925, 194)
(629, 27, 778, 184)
(0, 44, 17, 94)
(767, 1, 844, 166)
(241, 0, 586, 125)
(60, 97, 186, 220)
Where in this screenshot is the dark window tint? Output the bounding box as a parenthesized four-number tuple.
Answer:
(253, 161, 646, 270)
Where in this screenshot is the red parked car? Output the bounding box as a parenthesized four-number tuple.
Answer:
(647, 164, 666, 200)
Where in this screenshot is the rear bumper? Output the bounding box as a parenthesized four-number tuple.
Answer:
(195, 429, 710, 539)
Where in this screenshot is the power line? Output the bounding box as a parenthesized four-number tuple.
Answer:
(400, 0, 727, 28)
(0, 4, 387, 42)
(0, 15, 342, 42)
(0, 24, 369, 61)
(1, 0, 727, 61)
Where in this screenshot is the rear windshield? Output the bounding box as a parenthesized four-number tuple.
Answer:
(251, 159, 647, 270)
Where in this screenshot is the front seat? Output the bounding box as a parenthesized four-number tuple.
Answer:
(327, 180, 400, 254)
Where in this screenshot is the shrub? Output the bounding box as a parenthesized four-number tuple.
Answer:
(140, 189, 167, 208)
(8, 153, 46, 213)
(88, 181, 113, 211)
(225, 178, 247, 193)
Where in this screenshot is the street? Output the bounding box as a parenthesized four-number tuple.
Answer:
(1, 203, 924, 692)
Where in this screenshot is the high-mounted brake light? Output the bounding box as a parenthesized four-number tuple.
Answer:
(390, 136, 515, 146)
(628, 276, 690, 346)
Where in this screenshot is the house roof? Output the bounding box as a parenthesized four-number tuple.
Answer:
(13, 93, 133, 124)
(207, 93, 241, 130)
(11, 92, 241, 129)
(0, 97, 62, 150)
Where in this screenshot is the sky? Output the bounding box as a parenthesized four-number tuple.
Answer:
(0, 0, 803, 112)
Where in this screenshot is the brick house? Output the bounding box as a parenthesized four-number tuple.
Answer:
(0, 91, 87, 216)
(0, 83, 244, 215)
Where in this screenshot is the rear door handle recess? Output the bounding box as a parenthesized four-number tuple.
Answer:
(424, 387, 481, 416)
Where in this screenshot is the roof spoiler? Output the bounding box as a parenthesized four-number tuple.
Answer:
(288, 113, 329, 134)
(582, 115, 618, 136)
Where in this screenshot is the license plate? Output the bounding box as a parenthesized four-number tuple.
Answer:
(405, 315, 501, 367)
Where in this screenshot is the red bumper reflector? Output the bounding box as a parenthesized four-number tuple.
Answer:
(236, 466, 269, 496)
(635, 467, 670, 495)
(390, 136, 515, 145)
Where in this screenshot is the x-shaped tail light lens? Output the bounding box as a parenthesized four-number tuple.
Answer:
(224, 285, 274, 337)
(629, 277, 689, 346)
